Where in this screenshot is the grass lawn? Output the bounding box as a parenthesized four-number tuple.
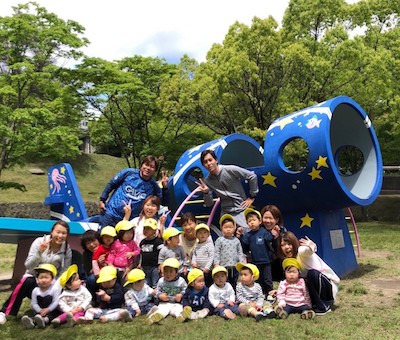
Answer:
(0, 222, 399, 339)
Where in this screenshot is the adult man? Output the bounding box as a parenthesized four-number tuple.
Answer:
(99, 155, 168, 227)
(197, 149, 259, 233)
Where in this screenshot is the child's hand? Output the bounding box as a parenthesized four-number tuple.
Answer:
(228, 301, 235, 306)
(158, 293, 169, 302)
(122, 200, 132, 219)
(98, 254, 106, 265)
(175, 293, 183, 303)
(256, 305, 263, 311)
(40, 308, 50, 316)
(135, 309, 141, 316)
(96, 289, 106, 298)
(203, 268, 210, 274)
(269, 290, 277, 297)
(151, 289, 156, 296)
(278, 300, 286, 308)
(126, 252, 135, 259)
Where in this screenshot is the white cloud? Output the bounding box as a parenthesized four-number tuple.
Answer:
(0, 0, 289, 63)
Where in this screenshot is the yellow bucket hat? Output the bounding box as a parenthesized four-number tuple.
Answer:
(244, 208, 261, 219)
(219, 214, 236, 228)
(212, 265, 228, 278)
(282, 258, 301, 270)
(124, 268, 146, 286)
(59, 264, 78, 288)
(162, 258, 180, 269)
(143, 218, 158, 230)
(187, 268, 204, 285)
(236, 262, 260, 281)
(96, 266, 117, 283)
(34, 263, 57, 278)
(115, 220, 134, 233)
(195, 223, 210, 233)
(101, 226, 117, 238)
(162, 227, 181, 241)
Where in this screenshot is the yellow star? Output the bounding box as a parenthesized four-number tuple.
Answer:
(49, 183, 53, 190)
(69, 205, 74, 214)
(277, 117, 294, 130)
(300, 213, 314, 228)
(262, 172, 277, 188)
(308, 167, 322, 180)
(77, 212, 80, 217)
(315, 156, 328, 169)
(60, 166, 66, 174)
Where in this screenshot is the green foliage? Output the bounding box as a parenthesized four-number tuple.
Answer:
(0, 2, 88, 177)
(0, 180, 26, 192)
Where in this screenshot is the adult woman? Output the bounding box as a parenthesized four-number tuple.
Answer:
(277, 231, 340, 315)
(0, 220, 71, 322)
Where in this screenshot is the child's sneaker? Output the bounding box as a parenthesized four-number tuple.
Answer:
(254, 312, 264, 322)
(51, 317, 61, 328)
(21, 315, 35, 329)
(189, 311, 199, 320)
(76, 317, 93, 325)
(223, 309, 236, 320)
(147, 312, 163, 325)
(177, 306, 192, 322)
(0, 312, 6, 325)
(147, 306, 158, 316)
(263, 311, 277, 319)
(34, 315, 46, 328)
(196, 309, 209, 319)
(66, 312, 75, 327)
(301, 310, 316, 320)
(120, 310, 132, 322)
(274, 306, 288, 319)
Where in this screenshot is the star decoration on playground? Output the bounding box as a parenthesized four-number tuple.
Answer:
(60, 166, 66, 174)
(300, 213, 314, 228)
(262, 172, 277, 187)
(315, 156, 329, 169)
(308, 167, 322, 180)
(277, 117, 294, 130)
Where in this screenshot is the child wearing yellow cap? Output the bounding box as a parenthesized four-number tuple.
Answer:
(158, 228, 188, 276)
(274, 258, 315, 320)
(91, 226, 116, 277)
(21, 264, 61, 329)
(236, 263, 276, 321)
(191, 224, 214, 286)
(208, 266, 239, 320)
(77, 266, 129, 324)
(147, 258, 190, 324)
(182, 269, 211, 320)
(124, 269, 156, 320)
(139, 218, 164, 288)
(51, 264, 92, 327)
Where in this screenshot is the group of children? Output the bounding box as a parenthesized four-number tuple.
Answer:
(19, 202, 318, 329)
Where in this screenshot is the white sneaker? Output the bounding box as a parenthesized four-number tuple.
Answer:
(189, 311, 199, 320)
(21, 315, 35, 329)
(0, 312, 6, 325)
(34, 314, 46, 328)
(197, 309, 209, 319)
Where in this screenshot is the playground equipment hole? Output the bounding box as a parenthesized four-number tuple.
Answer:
(185, 167, 203, 194)
(336, 145, 364, 176)
(282, 137, 309, 172)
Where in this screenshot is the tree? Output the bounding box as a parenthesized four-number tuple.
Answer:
(0, 2, 88, 182)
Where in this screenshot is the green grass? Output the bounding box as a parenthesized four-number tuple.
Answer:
(0, 154, 127, 202)
(1, 222, 400, 339)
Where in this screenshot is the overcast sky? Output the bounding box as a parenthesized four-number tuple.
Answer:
(0, 0, 291, 63)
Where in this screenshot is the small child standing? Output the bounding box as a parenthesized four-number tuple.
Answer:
(236, 263, 276, 321)
(107, 220, 140, 282)
(214, 214, 245, 290)
(77, 266, 129, 324)
(208, 266, 239, 320)
(124, 268, 155, 320)
(240, 208, 274, 295)
(158, 228, 188, 276)
(92, 226, 116, 277)
(182, 269, 211, 320)
(21, 264, 61, 329)
(51, 264, 92, 327)
(191, 224, 214, 286)
(147, 258, 191, 324)
(275, 258, 315, 320)
(139, 218, 164, 288)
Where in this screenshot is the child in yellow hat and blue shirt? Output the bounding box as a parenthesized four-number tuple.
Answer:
(77, 266, 130, 324)
(147, 258, 191, 324)
(182, 268, 211, 320)
(21, 264, 61, 329)
(124, 268, 156, 320)
(50, 264, 92, 327)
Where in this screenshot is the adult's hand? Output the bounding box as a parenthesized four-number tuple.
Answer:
(240, 197, 255, 209)
(99, 201, 106, 214)
(39, 235, 51, 252)
(196, 178, 209, 194)
(299, 236, 316, 250)
(161, 169, 169, 188)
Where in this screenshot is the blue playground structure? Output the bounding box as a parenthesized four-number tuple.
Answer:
(0, 95, 382, 281)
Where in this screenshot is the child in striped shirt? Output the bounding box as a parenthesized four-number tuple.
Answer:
(191, 224, 214, 286)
